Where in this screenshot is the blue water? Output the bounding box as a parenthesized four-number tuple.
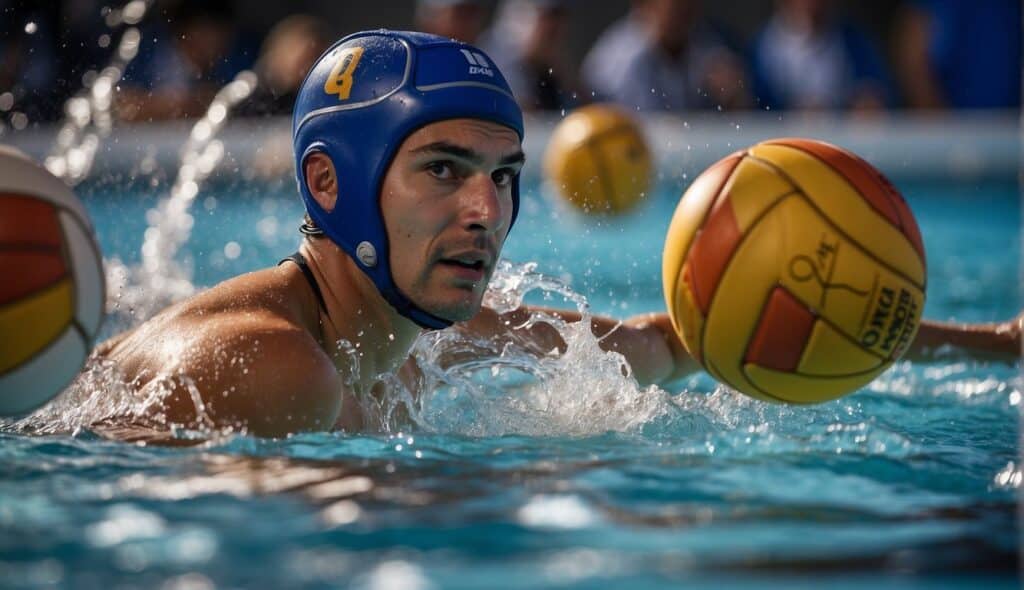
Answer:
(0, 173, 1020, 589)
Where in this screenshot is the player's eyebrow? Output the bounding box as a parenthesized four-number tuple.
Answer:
(499, 150, 527, 166)
(410, 141, 525, 167)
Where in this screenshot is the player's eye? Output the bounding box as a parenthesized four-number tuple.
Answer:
(492, 168, 515, 188)
(426, 161, 455, 180)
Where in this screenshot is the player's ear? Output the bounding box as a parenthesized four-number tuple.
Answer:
(304, 152, 338, 212)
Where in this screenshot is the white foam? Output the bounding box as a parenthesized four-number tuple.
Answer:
(370, 261, 677, 436)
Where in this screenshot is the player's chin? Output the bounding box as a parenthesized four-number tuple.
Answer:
(423, 285, 487, 323)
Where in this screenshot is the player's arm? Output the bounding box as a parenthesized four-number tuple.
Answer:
(618, 312, 1023, 374)
(615, 312, 1022, 380)
(459, 306, 699, 386)
(903, 314, 1022, 363)
(608, 313, 1024, 382)
(462, 306, 1022, 391)
(141, 325, 343, 437)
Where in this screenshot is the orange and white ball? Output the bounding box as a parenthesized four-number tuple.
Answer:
(0, 145, 104, 415)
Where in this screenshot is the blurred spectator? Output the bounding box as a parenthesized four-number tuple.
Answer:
(117, 0, 256, 122)
(1, 2, 59, 124)
(234, 15, 329, 118)
(581, 0, 749, 112)
(1, 0, 107, 124)
(751, 0, 890, 112)
(479, 0, 580, 112)
(237, 14, 329, 180)
(415, 0, 486, 44)
(896, 0, 1021, 110)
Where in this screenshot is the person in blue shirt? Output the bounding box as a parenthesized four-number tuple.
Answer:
(117, 0, 255, 121)
(479, 0, 578, 112)
(751, 0, 891, 112)
(581, 0, 749, 112)
(896, 0, 1021, 110)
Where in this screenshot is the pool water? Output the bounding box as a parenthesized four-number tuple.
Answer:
(0, 174, 1020, 589)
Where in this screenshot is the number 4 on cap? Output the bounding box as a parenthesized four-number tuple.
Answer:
(324, 47, 365, 100)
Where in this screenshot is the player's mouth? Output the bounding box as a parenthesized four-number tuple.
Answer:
(437, 251, 492, 282)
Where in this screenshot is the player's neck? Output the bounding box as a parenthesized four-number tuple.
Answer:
(298, 240, 421, 388)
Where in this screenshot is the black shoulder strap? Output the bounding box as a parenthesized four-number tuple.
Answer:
(279, 252, 328, 313)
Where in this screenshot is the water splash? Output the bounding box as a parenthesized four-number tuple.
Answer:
(44, 1, 149, 186)
(5, 258, 1015, 452)
(5, 261, 679, 440)
(105, 69, 259, 322)
(368, 260, 678, 437)
(4, 357, 163, 436)
(0, 351, 252, 443)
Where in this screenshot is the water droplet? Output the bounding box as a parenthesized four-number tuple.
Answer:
(122, 0, 147, 24)
(223, 241, 242, 259)
(10, 112, 28, 130)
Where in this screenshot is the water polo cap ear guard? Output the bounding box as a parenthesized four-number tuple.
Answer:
(292, 30, 525, 330)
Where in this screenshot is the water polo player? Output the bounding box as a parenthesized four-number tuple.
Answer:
(93, 30, 1020, 437)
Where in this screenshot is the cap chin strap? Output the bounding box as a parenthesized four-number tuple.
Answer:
(297, 222, 453, 331)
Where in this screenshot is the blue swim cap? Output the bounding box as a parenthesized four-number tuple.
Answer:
(293, 30, 524, 330)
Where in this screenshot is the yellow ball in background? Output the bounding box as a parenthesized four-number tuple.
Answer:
(662, 138, 926, 404)
(543, 104, 653, 214)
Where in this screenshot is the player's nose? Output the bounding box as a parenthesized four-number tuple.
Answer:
(460, 173, 507, 235)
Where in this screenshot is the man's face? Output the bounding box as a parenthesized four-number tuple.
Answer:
(380, 118, 524, 322)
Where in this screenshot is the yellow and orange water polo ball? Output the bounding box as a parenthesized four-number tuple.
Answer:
(0, 145, 105, 415)
(663, 138, 926, 403)
(544, 104, 653, 214)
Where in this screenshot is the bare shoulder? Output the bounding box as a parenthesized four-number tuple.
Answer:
(136, 315, 342, 437)
(100, 267, 343, 437)
(199, 319, 342, 433)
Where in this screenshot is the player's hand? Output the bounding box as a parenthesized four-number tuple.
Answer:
(995, 310, 1023, 353)
(622, 312, 700, 385)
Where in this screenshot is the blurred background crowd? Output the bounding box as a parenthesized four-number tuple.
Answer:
(0, 0, 1019, 128)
